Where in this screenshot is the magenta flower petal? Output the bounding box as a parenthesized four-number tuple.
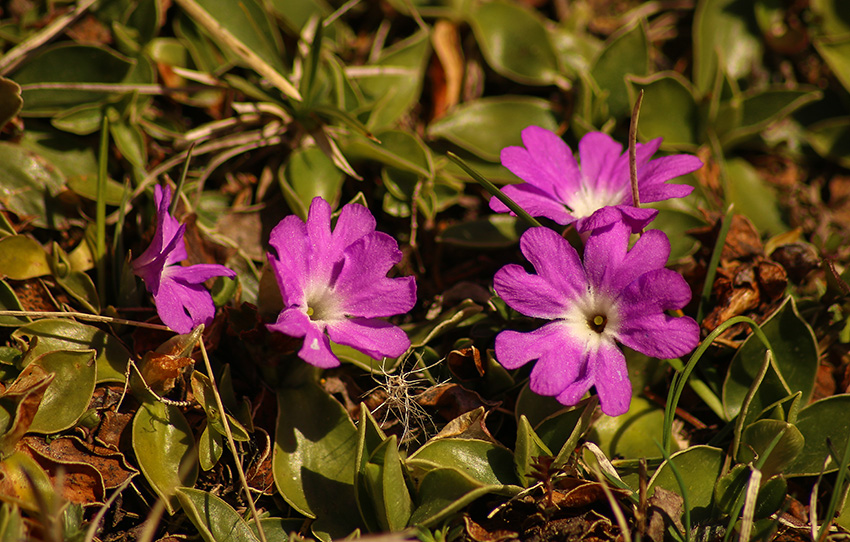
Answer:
(590, 342, 632, 416)
(493, 225, 699, 416)
(491, 184, 575, 224)
(131, 185, 235, 334)
(266, 196, 416, 368)
(327, 318, 411, 360)
(491, 126, 703, 233)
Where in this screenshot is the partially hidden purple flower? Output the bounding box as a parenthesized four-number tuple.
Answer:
(490, 126, 703, 232)
(266, 197, 416, 368)
(132, 185, 236, 334)
(494, 222, 699, 416)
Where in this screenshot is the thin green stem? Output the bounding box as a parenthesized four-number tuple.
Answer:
(0, 310, 170, 331)
(197, 339, 267, 542)
(170, 143, 195, 216)
(96, 116, 109, 308)
(447, 152, 543, 229)
(697, 204, 734, 324)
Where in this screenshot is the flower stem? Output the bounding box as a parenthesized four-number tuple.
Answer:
(629, 90, 644, 209)
(0, 310, 171, 331)
(96, 116, 109, 307)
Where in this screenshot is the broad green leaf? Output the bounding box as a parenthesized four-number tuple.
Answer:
(786, 394, 850, 476)
(66, 174, 126, 205)
(354, 405, 387, 532)
(591, 21, 649, 119)
(342, 132, 431, 178)
(648, 445, 724, 523)
(354, 30, 431, 130)
(272, 384, 362, 538)
(0, 236, 50, 280)
(407, 438, 520, 486)
(814, 37, 850, 97)
(723, 297, 818, 420)
(720, 88, 821, 147)
(648, 208, 705, 262)
(806, 116, 850, 168)
(468, 1, 562, 86)
(132, 401, 198, 514)
(437, 215, 526, 248)
(281, 146, 345, 218)
(190, 372, 250, 442)
(0, 503, 25, 542)
(629, 73, 700, 149)
(248, 517, 303, 542)
(176, 487, 261, 542)
(363, 437, 413, 531)
(0, 142, 67, 229)
(724, 158, 787, 235)
(27, 350, 96, 433)
(514, 416, 552, 485)
(427, 96, 558, 162)
(13, 319, 131, 383)
(408, 467, 520, 527)
(0, 77, 22, 130)
(737, 420, 804, 478)
(10, 43, 135, 115)
(0, 452, 55, 512)
(0, 280, 31, 327)
(587, 397, 671, 459)
(199, 424, 223, 471)
(693, 0, 763, 94)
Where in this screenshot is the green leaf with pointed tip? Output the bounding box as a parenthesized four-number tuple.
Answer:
(648, 208, 705, 262)
(176, 487, 261, 542)
(738, 420, 804, 478)
(720, 88, 821, 147)
(281, 146, 345, 218)
(648, 445, 724, 523)
(724, 158, 787, 236)
(51, 103, 104, 135)
(437, 215, 527, 248)
(469, 1, 562, 86)
(693, 0, 763, 94)
(66, 174, 126, 205)
(629, 73, 701, 149)
(0, 142, 67, 229)
(0, 77, 22, 131)
(0, 280, 31, 327)
(407, 438, 521, 487)
(10, 43, 135, 115)
(0, 236, 50, 280)
(723, 297, 817, 421)
(409, 467, 521, 528)
(27, 350, 96, 433)
(0, 503, 25, 542)
(515, 416, 552, 486)
(591, 21, 649, 120)
(133, 401, 198, 515)
(816, 37, 850, 96)
(272, 383, 362, 538)
(363, 436, 413, 531)
(807, 116, 850, 168)
(355, 405, 386, 532)
(428, 96, 558, 162)
(199, 423, 223, 471)
(13, 319, 130, 383)
(811, 0, 850, 37)
(786, 394, 850, 476)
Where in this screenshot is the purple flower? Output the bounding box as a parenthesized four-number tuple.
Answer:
(494, 222, 699, 416)
(490, 126, 703, 232)
(266, 197, 416, 368)
(132, 185, 236, 334)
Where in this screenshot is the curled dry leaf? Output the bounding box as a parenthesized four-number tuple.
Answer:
(0, 364, 53, 456)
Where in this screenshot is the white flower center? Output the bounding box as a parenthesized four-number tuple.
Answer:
(566, 185, 625, 218)
(304, 285, 344, 323)
(562, 287, 621, 351)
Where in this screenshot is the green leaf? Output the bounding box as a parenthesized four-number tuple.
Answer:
(0, 280, 31, 327)
(786, 394, 850, 476)
(272, 383, 362, 538)
(27, 350, 96, 433)
(66, 174, 126, 205)
(280, 146, 345, 218)
(817, 37, 850, 95)
(806, 116, 850, 168)
(354, 405, 387, 532)
(132, 401, 198, 514)
(342, 131, 432, 178)
(738, 420, 804, 478)
(468, 1, 562, 86)
(723, 297, 818, 420)
(587, 397, 671, 459)
(648, 445, 724, 523)
(176, 487, 261, 542)
(428, 96, 558, 162)
(0, 236, 50, 280)
(720, 88, 821, 147)
(811, 0, 850, 37)
(0, 142, 67, 229)
(437, 215, 526, 248)
(407, 438, 521, 486)
(10, 43, 135, 115)
(590, 21, 649, 119)
(693, 0, 763, 94)
(630, 73, 701, 149)
(514, 416, 553, 485)
(648, 208, 705, 262)
(13, 319, 131, 383)
(362, 437, 413, 531)
(408, 467, 520, 528)
(0, 77, 22, 130)
(199, 423, 224, 471)
(724, 158, 787, 235)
